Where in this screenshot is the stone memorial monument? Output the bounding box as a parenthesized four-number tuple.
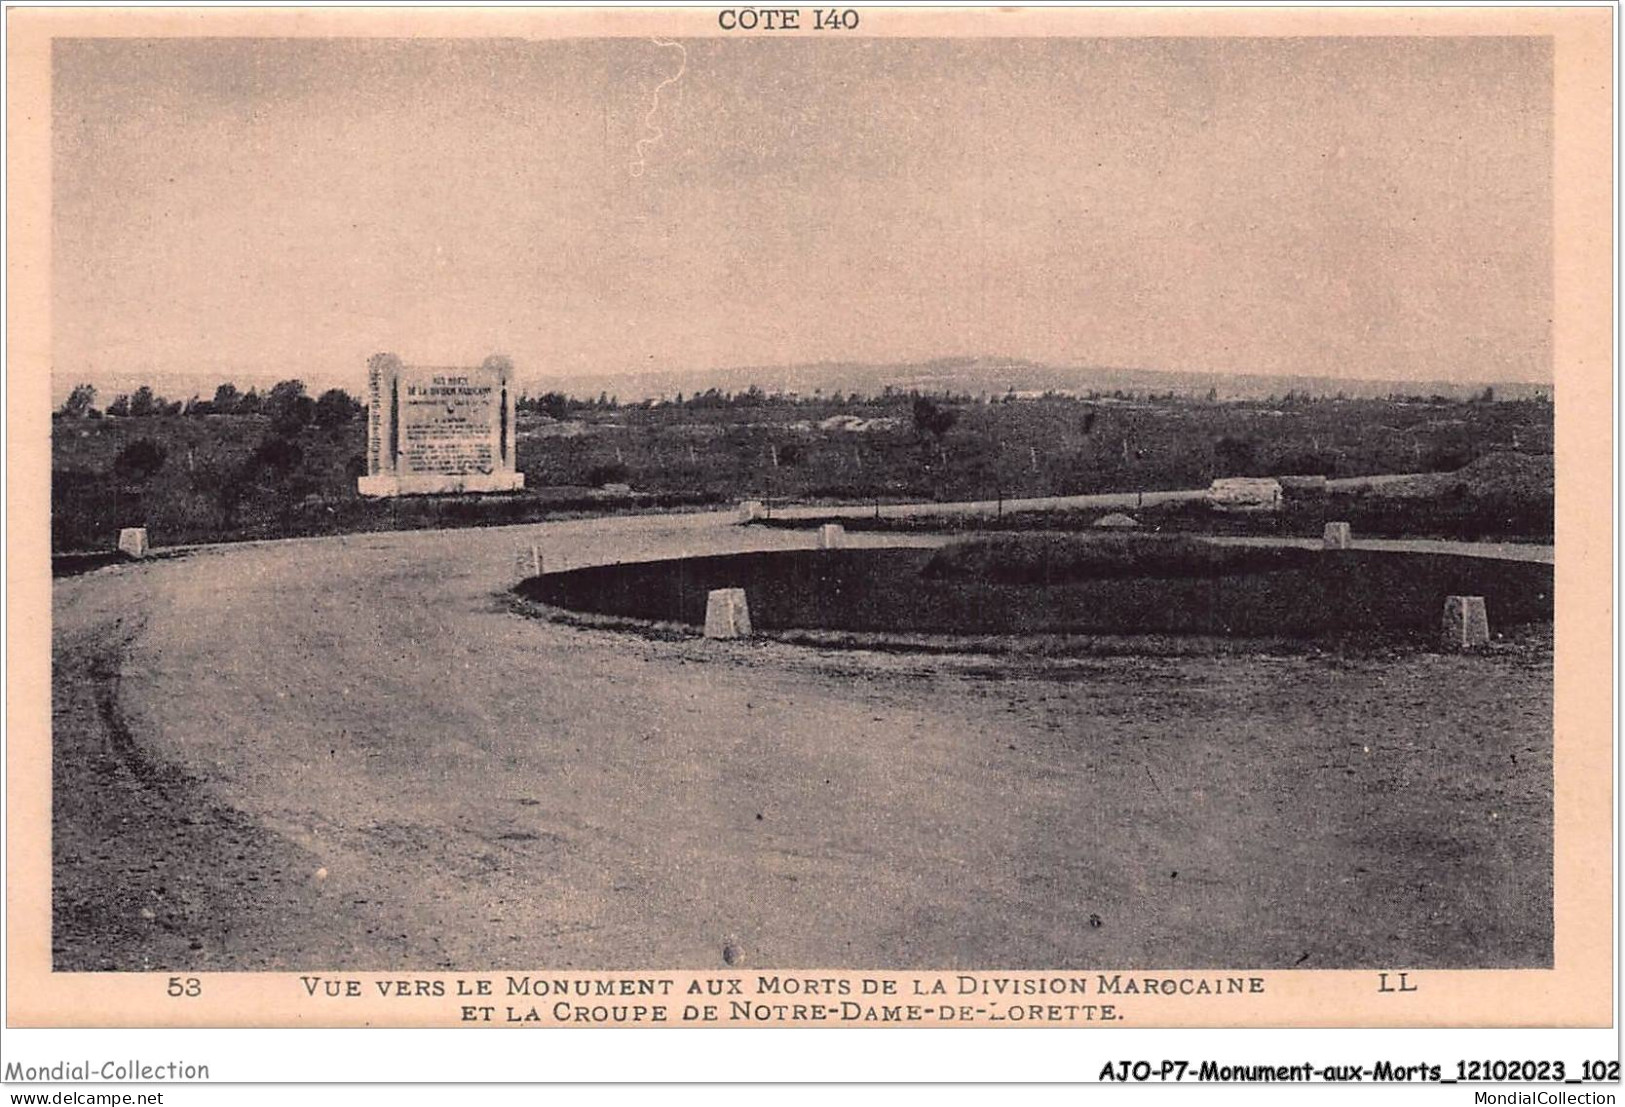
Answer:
(358, 353, 524, 497)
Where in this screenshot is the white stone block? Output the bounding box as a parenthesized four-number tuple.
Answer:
(1441, 595, 1490, 650)
(1207, 476, 1283, 513)
(817, 523, 846, 550)
(704, 588, 752, 639)
(117, 528, 149, 559)
(737, 500, 765, 524)
(1323, 522, 1352, 550)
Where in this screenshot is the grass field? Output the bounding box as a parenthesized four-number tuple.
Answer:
(754, 453, 1554, 543)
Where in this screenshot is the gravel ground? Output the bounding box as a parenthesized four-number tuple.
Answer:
(52, 511, 1552, 971)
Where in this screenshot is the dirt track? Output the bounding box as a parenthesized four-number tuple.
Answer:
(771, 471, 1430, 521)
(53, 510, 1552, 970)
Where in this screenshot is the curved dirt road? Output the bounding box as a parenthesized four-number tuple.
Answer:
(53, 510, 1552, 971)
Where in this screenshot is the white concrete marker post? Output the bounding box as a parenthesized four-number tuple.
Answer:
(515, 547, 543, 581)
(117, 528, 149, 559)
(704, 588, 752, 639)
(817, 523, 846, 550)
(1323, 522, 1352, 550)
(1441, 595, 1490, 651)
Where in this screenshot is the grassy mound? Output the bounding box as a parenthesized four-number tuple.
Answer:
(517, 545, 1551, 641)
(1382, 451, 1554, 500)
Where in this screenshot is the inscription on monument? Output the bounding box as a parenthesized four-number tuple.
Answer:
(401, 376, 497, 476)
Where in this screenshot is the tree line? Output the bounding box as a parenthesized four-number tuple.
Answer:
(61, 376, 1541, 429)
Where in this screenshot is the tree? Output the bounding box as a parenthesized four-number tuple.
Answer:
(912, 396, 959, 441)
(534, 391, 571, 420)
(190, 460, 251, 529)
(106, 394, 130, 417)
(212, 383, 242, 414)
(58, 383, 96, 418)
(314, 388, 362, 426)
(264, 380, 316, 433)
(911, 396, 960, 496)
(237, 388, 262, 416)
(265, 379, 310, 424)
(128, 385, 162, 417)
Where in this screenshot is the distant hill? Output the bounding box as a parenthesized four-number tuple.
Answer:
(53, 355, 1551, 408)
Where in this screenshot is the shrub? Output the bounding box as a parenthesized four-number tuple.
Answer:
(315, 388, 362, 426)
(271, 394, 317, 435)
(113, 438, 168, 484)
(253, 435, 304, 473)
(585, 461, 631, 487)
(266, 380, 314, 432)
(912, 396, 959, 440)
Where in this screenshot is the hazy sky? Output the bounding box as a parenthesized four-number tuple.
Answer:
(53, 35, 1552, 391)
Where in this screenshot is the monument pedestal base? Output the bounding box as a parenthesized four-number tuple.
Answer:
(358, 472, 525, 498)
